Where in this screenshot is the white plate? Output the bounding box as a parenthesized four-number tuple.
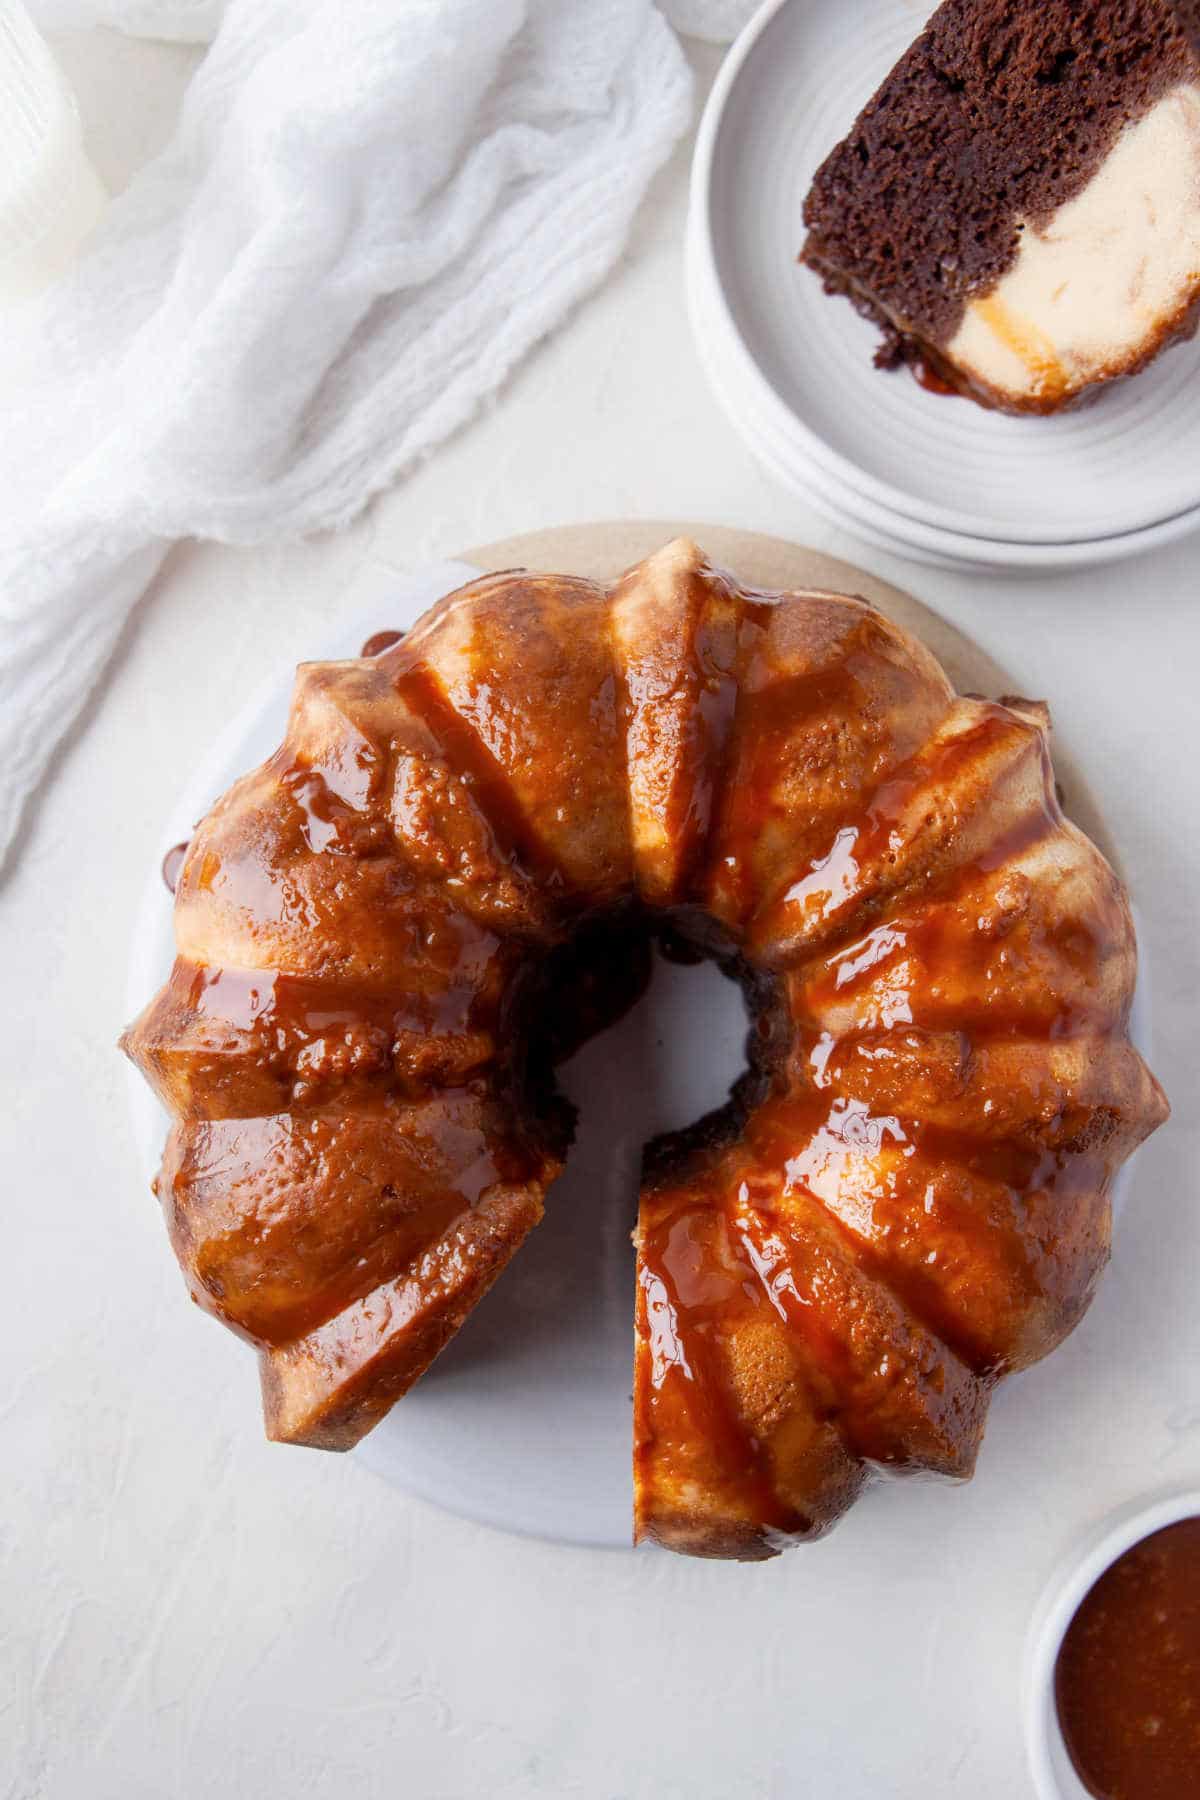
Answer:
(689, 0, 1200, 554)
(125, 553, 1153, 1551)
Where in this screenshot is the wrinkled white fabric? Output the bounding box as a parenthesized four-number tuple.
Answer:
(31, 0, 224, 39)
(0, 0, 695, 870)
(30, 0, 761, 46)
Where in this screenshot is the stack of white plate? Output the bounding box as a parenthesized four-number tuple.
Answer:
(687, 0, 1200, 572)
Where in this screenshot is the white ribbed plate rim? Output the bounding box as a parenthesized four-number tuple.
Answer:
(689, 245, 1200, 571)
(689, 253, 1004, 571)
(691, 0, 1200, 547)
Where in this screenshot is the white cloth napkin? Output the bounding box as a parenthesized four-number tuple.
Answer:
(31, 0, 760, 45)
(1, 0, 754, 873)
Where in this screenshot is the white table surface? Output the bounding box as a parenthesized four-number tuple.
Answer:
(3, 29, 1198, 1800)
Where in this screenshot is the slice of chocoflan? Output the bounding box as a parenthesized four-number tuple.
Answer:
(801, 0, 1200, 412)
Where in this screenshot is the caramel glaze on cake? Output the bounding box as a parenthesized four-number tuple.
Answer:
(801, 0, 1200, 413)
(122, 540, 1168, 1560)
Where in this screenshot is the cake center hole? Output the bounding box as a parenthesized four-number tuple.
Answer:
(518, 912, 766, 1175)
(555, 943, 752, 1162)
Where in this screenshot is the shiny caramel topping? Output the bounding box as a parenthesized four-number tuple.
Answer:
(635, 1201, 804, 1541)
(912, 355, 962, 397)
(391, 659, 568, 890)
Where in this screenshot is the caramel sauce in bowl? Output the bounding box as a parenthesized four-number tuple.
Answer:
(1024, 1491, 1200, 1800)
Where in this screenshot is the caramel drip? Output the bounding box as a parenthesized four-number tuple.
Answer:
(732, 1188, 985, 1473)
(791, 820, 1113, 1048)
(753, 705, 1053, 957)
(130, 929, 513, 1121)
(730, 1202, 858, 1423)
(635, 1202, 803, 1537)
(855, 1136, 1109, 1377)
(258, 1182, 546, 1449)
(819, 706, 1028, 872)
(390, 661, 568, 894)
(708, 603, 900, 921)
(839, 1229, 1009, 1380)
(181, 953, 498, 1046)
(970, 293, 1069, 401)
(673, 592, 744, 899)
(608, 551, 744, 911)
(747, 1082, 1091, 1209)
(912, 355, 961, 398)
(740, 1075, 1111, 1379)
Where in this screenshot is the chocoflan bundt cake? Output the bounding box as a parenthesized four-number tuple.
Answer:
(122, 540, 1167, 1561)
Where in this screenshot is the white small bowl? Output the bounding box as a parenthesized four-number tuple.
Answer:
(1023, 1487, 1200, 1799)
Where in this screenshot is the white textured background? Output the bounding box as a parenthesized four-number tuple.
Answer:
(3, 30, 1198, 1800)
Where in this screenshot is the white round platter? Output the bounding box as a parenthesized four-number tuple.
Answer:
(125, 524, 1153, 1552)
(689, 0, 1200, 561)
